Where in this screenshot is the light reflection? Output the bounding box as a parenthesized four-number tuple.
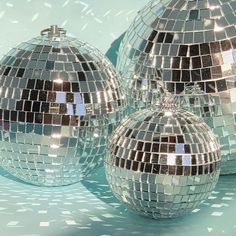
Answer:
(214, 25, 223, 32)
(51, 133, 61, 139)
(45, 169, 54, 173)
(182, 155, 191, 166)
(50, 144, 60, 149)
(54, 78, 63, 83)
(167, 154, 176, 165)
(48, 154, 57, 157)
(209, 5, 220, 10)
(164, 111, 172, 117)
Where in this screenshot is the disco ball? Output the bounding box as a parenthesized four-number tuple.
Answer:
(105, 93, 221, 219)
(179, 84, 236, 174)
(0, 25, 126, 186)
(117, 0, 236, 174)
(179, 84, 217, 118)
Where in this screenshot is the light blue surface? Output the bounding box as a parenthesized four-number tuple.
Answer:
(0, 0, 235, 235)
(0, 167, 236, 236)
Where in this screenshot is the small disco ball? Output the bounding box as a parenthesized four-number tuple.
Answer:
(0, 25, 126, 186)
(105, 93, 221, 219)
(117, 0, 236, 174)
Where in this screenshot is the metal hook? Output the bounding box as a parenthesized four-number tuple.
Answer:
(40, 25, 66, 39)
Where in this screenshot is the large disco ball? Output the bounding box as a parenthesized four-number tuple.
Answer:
(179, 84, 217, 118)
(105, 94, 221, 219)
(0, 25, 126, 186)
(117, 0, 236, 174)
(178, 84, 234, 174)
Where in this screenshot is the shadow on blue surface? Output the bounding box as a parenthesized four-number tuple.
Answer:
(0, 166, 32, 185)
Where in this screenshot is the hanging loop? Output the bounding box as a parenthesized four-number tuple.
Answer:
(41, 25, 66, 39)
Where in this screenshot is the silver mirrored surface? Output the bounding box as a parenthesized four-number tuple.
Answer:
(105, 94, 221, 219)
(178, 84, 236, 174)
(0, 25, 126, 186)
(117, 0, 236, 174)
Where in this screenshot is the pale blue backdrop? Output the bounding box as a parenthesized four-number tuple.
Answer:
(0, 0, 235, 236)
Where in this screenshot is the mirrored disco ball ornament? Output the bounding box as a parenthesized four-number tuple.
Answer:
(117, 0, 236, 174)
(179, 84, 217, 118)
(0, 25, 126, 186)
(105, 93, 221, 219)
(179, 85, 236, 174)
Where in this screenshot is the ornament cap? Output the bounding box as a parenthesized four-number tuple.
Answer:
(160, 90, 179, 113)
(40, 25, 66, 39)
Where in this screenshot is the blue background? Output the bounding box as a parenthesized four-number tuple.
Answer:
(0, 0, 235, 236)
